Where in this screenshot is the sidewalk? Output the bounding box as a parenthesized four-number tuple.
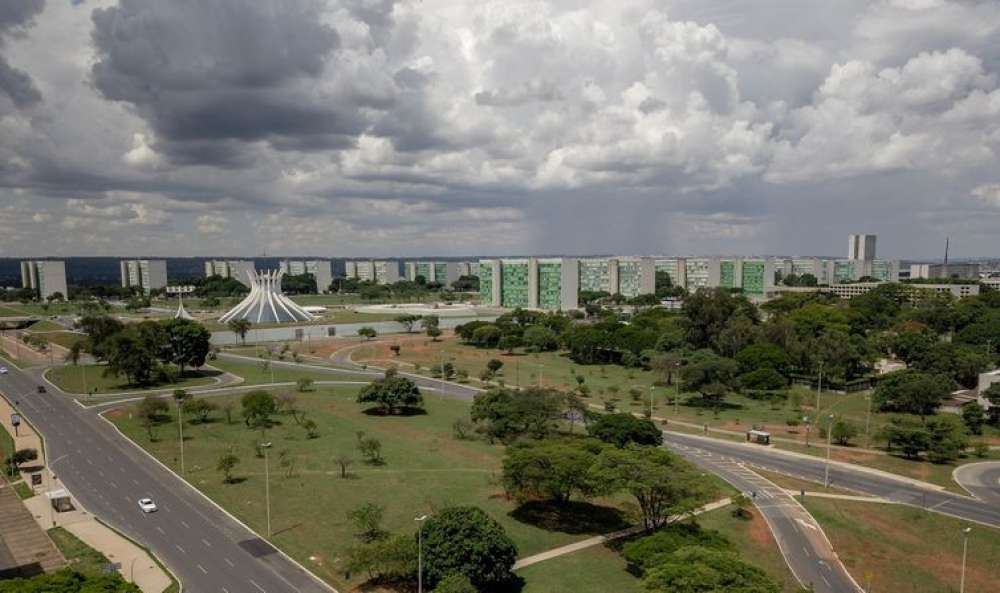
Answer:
(513, 498, 732, 570)
(22, 495, 172, 593)
(1, 389, 171, 592)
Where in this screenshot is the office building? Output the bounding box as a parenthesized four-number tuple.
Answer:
(344, 260, 399, 285)
(654, 258, 686, 290)
(848, 234, 877, 261)
(909, 263, 981, 280)
(479, 258, 578, 310)
(809, 282, 979, 300)
(577, 257, 656, 298)
(20, 260, 67, 300)
(456, 262, 480, 278)
(204, 260, 255, 287)
(120, 259, 168, 294)
(404, 261, 462, 286)
(279, 260, 333, 293)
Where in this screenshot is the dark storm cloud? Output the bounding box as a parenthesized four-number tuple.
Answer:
(0, 0, 44, 108)
(89, 0, 367, 165)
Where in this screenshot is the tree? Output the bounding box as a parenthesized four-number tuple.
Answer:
(356, 369, 423, 414)
(641, 546, 780, 593)
(5, 448, 38, 473)
(522, 326, 558, 352)
(587, 414, 663, 448)
(925, 415, 968, 463)
(227, 318, 252, 344)
(103, 323, 163, 385)
(470, 387, 564, 443)
(486, 359, 504, 376)
(880, 421, 929, 459)
(241, 390, 277, 428)
(471, 325, 502, 348)
(0, 569, 142, 593)
(497, 334, 521, 354)
(737, 368, 786, 391)
(334, 453, 353, 478)
(421, 506, 518, 590)
(390, 344, 401, 357)
(64, 340, 84, 367)
(589, 446, 706, 530)
(296, 377, 314, 392)
(440, 362, 456, 380)
(302, 418, 319, 439)
(137, 395, 169, 441)
(501, 440, 597, 504)
(622, 524, 734, 570)
(984, 384, 1000, 424)
(682, 288, 757, 350)
(345, 534, 416, 583)
(162, 318, 212, 376)
(427, 326, 443, 341)
(348, 502, 387, 542)
(830, 418, 858, 446)
(680, 349, 738, 407)
(873, 370, 952, 420)
(358, 326, 377, 341)
(961, 403, 985, 435)
(432, 573, 477, 593)
(183, 398, 217, 423)
(735, 343, 790, 375)
(423, 315, 441, 340)
(356, 431, 384, 464)
(217, 451, 239, 483)
(395, 314, 422, 333)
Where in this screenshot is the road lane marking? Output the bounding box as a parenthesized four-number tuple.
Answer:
(930, 499, 950, 511)
(197, 564, 207, 574)
(249, 578, 266, 592)
(175, 544, 185, 554)
(224, 558, 234, 567)
(202, 539, 212, 547)
(222, 588, 230, 593)
(180, 520, 190, 528)
(155, 526, 165, 535)
(821, 575, 831, 587)
(802, 546, 810, 558)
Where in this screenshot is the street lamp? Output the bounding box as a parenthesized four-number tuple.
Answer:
(261, 442, 273, 537)
(816, 361, 824, 416)
(864, 394, 873, 449)
(960, 527, 971, 593)
(415, 514, 429, 593)
(824, 414, 834, 488)
(649, 385, 654, 418)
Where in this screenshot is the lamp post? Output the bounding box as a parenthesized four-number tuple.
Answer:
(816, 361, 824, 416)
(261, 442, 273, 537)
(538, 363, 543, 388)
(674, 380, 680, 416)
(415, 514, 429, 593)
(173, 391, 187, 475)
(649, 385, 655, 418)
(960, 527, 971, 593)
(864, 394, 873, 449)
(824, 414, 834, 488)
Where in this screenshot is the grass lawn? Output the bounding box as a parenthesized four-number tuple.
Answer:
(802, 498, 1000, 593)
(47, 526, 112, 576)
(208, 357, 357, 386)
(696, 507, 801, 593)
(28, 331, 87, 350)
(203, 310, 402, 332)
(27, 320, 67, 332)
(47, 364, 222, 394)
(13, 480, 33, 499)
(518, 544, 640, 593)
(107, 385, 722, 591)
(0, 302, 80, 316)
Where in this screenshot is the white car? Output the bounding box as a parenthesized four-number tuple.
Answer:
(137, 498, 158, 513)
(0, 367, 7, 375)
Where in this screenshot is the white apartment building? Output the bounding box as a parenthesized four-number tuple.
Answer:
(344, 260, 399, 285)
(20, 260, 67, 300)
(279, 260, 333, 293)
(404, 261, 463, 286)
(204, 260, 255, 287)
(120, 259, 168, 294)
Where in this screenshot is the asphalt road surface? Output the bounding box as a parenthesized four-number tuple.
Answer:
(670, 442, 860, 593)
(663, 431, 1000, 528)
(953, 461, 1000, 506)
(0, 359, 333, 593)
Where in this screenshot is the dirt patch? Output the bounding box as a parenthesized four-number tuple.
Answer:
(104, 408, 128, 420)
(745, 512, 776, 548)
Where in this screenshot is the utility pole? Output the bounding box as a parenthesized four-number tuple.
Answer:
(538, 363, 543, 388)
(415, 515, 428, 593)
(262, 442, 272, 537)
(864, 394, 873, 449)
(960, 527, 971, 593)
(649, 385, 654, 418)
(824, 414, 834, 488)
(816, 361, 824, 416)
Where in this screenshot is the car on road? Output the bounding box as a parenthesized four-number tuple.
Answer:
(0, 367, 7, 374)
(137, 498, 158, 513)
(36, 385, 46, 393)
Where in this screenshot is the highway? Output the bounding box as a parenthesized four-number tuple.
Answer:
(0, 359, 333, 593)
(663, 431, 1000, 528)
(669, 441, 860, 593)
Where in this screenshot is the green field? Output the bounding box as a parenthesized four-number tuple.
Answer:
(0, 302, 80, 316)
(208, 357, 355, 386)
(802, 498, 1000, 593)
(27, 331, 87, 350)
(47, 526, 113, 577)
(47, 365, 221, 394)
(518, 544, 640, 593)
(695, 507, 801, 593)
(107, 385, 720, 590)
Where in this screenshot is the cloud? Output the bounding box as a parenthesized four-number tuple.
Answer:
(972, 183, 1000, 207)
(0, 0, 45, 111)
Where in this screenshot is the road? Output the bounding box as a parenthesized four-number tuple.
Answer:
(669, 442, 860, 593)
(953, 461, 1000, 506)
(663, 431, 1000, 528)
(0, 359, 333, 593)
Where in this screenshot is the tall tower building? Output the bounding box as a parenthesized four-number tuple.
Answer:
(848, 234, 877, 261)
(120, 260, 168, 294)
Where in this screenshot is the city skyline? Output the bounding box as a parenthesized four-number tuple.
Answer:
(2, 1, 1000, 259)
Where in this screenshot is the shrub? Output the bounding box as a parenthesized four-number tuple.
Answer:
(421, 507, 518, 590)
(586, 414, 663, 448)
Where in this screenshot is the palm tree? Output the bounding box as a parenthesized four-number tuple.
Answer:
(227, 319, 252, 345)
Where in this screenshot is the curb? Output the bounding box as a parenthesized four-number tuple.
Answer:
(951, 460, 1000, 502)
(96, 410, 339, 593)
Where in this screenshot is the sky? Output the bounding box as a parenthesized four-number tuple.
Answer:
(1, 0, 999, 259)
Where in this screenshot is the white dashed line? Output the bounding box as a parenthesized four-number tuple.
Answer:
(198, 564, 208, 574)
(202, 539, 212, 547)
(180, 520, 190, 529)
(155, 526, 165, 535)
(249, 579, 266, 592)
(224, 558, 234, 567)
(175, 544, 185, 554)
